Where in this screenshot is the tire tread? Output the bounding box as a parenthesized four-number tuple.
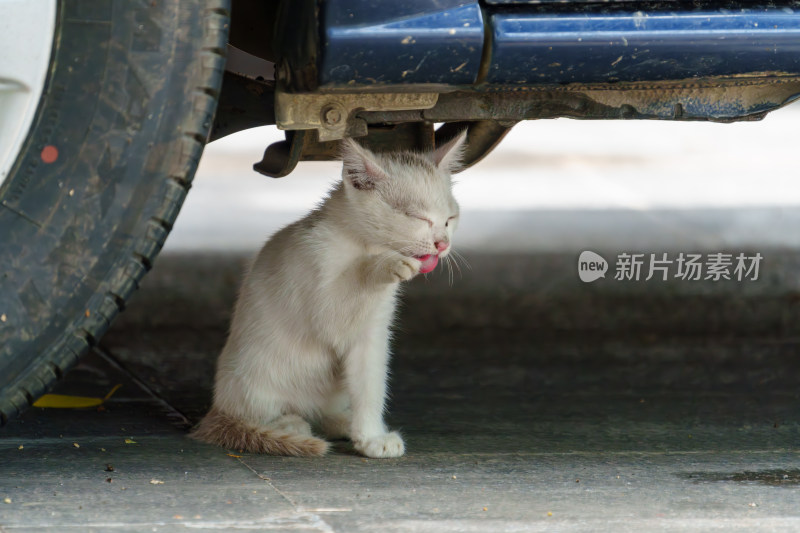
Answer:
(0, 3, 230, 425)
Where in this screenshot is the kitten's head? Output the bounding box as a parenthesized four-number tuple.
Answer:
(339, 132, 465, 262)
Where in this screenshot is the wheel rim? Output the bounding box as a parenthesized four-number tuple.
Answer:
(0, 0, 57, 188)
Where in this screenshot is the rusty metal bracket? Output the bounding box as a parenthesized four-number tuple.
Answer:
(253, 123, 435, 178)
(275, 89, 439, 141)
(253, 130, 308, 178)
(355, 77, 800, 125)
(252, 120, 513, 178)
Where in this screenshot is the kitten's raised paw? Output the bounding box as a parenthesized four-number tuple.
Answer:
(354, 431, 405, 458)
(391, 257, 420, 283)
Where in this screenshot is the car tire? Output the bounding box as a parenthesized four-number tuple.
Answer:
(0, 1, 229, 424)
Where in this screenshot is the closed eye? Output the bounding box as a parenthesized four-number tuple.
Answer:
(406, 212, 433, 227)
(446, 215, 458, 227)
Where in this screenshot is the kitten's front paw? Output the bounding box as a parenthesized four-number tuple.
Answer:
(390, 257, 420, 283)
(354, 431, 405, 458)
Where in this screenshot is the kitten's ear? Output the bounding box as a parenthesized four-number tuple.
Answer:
(432, 129, 468, 173)
(341, 138, 388, 191)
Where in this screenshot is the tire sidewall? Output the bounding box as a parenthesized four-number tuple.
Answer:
(0, 1, 228, 420)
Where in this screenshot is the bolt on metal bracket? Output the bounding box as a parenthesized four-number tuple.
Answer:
(275, 89, 439, 141)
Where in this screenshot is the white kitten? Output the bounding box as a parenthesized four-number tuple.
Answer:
(191, 133, 466, 458)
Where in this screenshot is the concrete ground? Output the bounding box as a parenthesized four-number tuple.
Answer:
(2, 251, 800, 532)
(2, 104, 800, 531)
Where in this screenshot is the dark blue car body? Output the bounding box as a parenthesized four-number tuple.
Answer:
(219, 1, 800, 175)
(314, 1, 800, 117)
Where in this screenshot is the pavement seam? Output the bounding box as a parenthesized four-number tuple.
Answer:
(236, 457, 340, 531)
(94, 345, 193, 429)
(236, 457, 299, 508)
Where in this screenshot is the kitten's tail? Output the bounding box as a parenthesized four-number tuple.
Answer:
(189, 408, 329, 457)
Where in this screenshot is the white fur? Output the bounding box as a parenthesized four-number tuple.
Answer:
(209, 133, 465, 458)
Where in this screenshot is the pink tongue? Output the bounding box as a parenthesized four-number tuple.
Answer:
(417, 254, 439, 274)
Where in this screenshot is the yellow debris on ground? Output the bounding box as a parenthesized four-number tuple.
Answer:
(32, 384, 122, 408)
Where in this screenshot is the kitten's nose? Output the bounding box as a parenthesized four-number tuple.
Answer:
(435, 241, 449, 253)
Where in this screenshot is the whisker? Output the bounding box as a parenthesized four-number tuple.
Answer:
(450, 249, 472, 271)
(445, 255, 454, 286)
(443, 251, 462, 280)
(448, 254, 461, 279)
